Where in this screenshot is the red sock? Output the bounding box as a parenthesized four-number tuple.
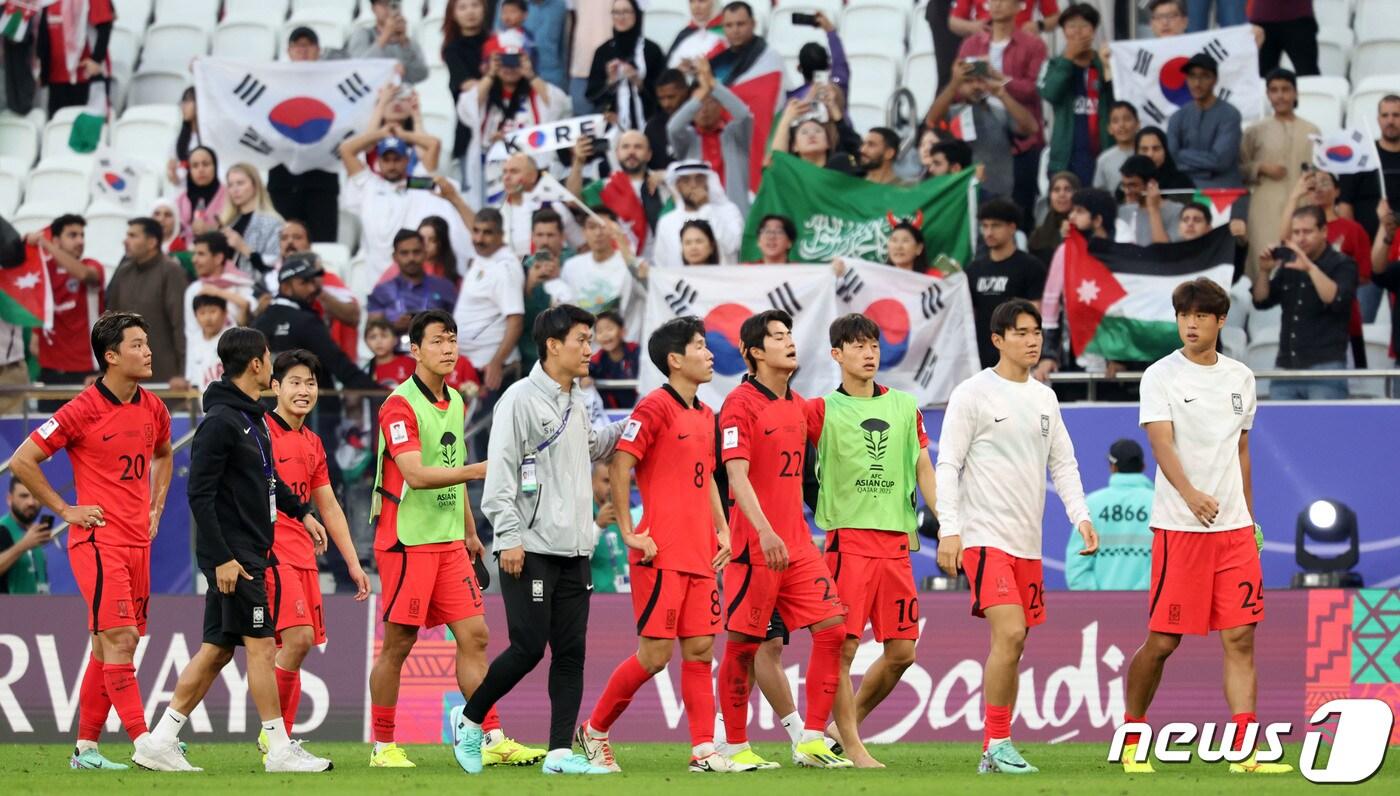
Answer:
(804, 625, 844, 731)
(275, 666, 301, 735)
(371, 704, 395, 744)
(482, 707, 502, 733)
(1230, 712, 1257, 752)
(718, 640, 758, 746)
(984, 704, 1012, 750)
(681, 660, 715, 747)
(589, 656, 653, 733)
(102, 662, 147, 741)
(77, 654, 110, 742)
(1122, 713, 1148, 748)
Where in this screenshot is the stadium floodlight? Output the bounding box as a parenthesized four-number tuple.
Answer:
(1291, 499, 1363, 588)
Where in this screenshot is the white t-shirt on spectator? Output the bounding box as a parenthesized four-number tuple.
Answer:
(561, 250, 628, 315)
(1138, 350, 1257, 533)
(183, 266, 254, 351)
(341, 169, 475, 282)
(500, 192, 584, 259)
(454, 247, 526, 368)
(186, 328, 226, 393)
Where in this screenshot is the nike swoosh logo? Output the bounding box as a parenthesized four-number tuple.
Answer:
(678, 433, 690, 439)
(994, 417, 1008, 423)
(896, 624, 916, 633)
(763, 428, 778, 435)
(242, 427, 252, 434)
(277, 457, 294, 463)
(1184, 398, 1197, 403)
(102, 432, 118, 441)
(586, 584, 594, 591)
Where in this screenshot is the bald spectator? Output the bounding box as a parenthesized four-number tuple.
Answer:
(105, 218, 189, 387)
(498, 152, 583, 258)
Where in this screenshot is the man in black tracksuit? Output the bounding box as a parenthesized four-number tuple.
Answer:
(146, 328, 334, 771)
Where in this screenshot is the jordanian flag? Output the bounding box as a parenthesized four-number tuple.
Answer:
(1064, 226, 1234, 361)
(0, 236, 54, 329)
(742, 152, 977, 265)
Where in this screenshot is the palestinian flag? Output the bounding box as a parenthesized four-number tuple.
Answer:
(711, 40, 786, 193)
(1190, 187, 1248, 228)
(666, 14, 726, 65)
(0, 235, 54, 329)
(1063, 226, 1234, 361)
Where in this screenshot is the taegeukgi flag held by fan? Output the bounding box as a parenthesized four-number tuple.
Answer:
(1063, 226, 1235, 362)
(193, 57, 397, 175)
(1109, 25, 1263, 125)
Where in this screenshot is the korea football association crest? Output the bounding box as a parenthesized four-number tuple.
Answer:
(252, 606, 266, 628)
(1232, 393, 1243, 415)
(1040, 414, 1050, 437)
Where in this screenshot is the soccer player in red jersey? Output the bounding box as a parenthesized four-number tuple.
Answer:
(258, 349, 371, 751)
(9, 312, 174, 770)
(575, 316, 750, 774)
(716, 309, 851, 770)
(807, 314, 938, 768)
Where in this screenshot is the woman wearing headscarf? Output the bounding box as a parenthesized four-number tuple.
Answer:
(1135, 126, 1194, 193)
(151, 198, 195, 278)
(1029, 171, 1081, 265)
(586, 0, 664, 131)
(175, 146, 226, 246)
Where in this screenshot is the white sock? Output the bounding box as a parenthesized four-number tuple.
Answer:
(585, 722, 608, 740)
(546, 747, 572, 762)
(461, 716, 482, 731)
(989, 736, 1010, 747)
(800, 728, 823, 744)
(261, 717, 291, 753)
(713, 713, 727, 746)
(483, 728, 504, 747)
(781, 712, 803, 745)
(75, 739, 98, 754)
(151, 708, 188, 746)
(727, 741, 750, 753)
(373, 741, 392, 754)
(692, 742, 715, 759)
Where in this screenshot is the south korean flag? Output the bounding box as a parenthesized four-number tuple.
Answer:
(1109, 25, 1263, 124)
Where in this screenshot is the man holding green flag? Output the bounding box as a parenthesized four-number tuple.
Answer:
(742, 152, 976, 265)
(806, 313, 937, 769)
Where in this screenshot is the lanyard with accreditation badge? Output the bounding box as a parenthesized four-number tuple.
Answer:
(520, 401, 572, 494)
(241, 412, 278, 523)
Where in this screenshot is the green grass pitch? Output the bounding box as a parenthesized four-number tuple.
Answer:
(3, 742, 1396, 794)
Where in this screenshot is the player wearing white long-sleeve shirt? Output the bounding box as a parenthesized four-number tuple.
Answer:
(934, 299, 1098, 776)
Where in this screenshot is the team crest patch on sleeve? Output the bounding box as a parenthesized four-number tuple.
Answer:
(621, 419, 642, 442)
(389, 421, 408, 445)
(38, 418, 59, 439)
(723, 426, 739, 450)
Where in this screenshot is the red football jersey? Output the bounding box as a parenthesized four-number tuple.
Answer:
(30, 381, 171, 548)
(719, 376, 813, 567)
(373, 381, 461, 553)
(617, 385, 717, 575)
(446, 356, 480, 390)
(268, 411, 331, 570)
(39, 259, 104, 373)
(372, 355, 416, 388)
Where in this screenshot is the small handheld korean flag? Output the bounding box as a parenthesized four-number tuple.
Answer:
(91, 151, 142, 208)
(1312, 128, 1385, 198)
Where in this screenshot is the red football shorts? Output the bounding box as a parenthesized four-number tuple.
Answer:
(963, 546, 1046, 627)
(1148, 526, 1263, 635)
(826, 550, 919, 641)
(724, 554, 845, 637)
(265, 564, 326, 646)
(70, 541, 150, 634)
(631, 566, 722, 639)
(377, 546, 484, 628)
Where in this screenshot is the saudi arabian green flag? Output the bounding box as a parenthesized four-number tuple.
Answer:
(741, 152, 977, 265)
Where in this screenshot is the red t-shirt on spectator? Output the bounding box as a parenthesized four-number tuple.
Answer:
(372, 354, 416, 388)
(446, 357, 480, 391)
(315, 271, 360, 361)
(39, 259, 104, 373)
(43, 0, 114, 84)
(952, 0, 1059, 29)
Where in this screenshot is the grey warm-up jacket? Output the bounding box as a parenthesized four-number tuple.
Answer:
(483, 363, 624, 557)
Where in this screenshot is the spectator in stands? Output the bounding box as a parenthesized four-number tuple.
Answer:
(498, 152, 581, 256)
(1283, 169, 1372, 366)
(1037, 187, 1117, 382)
(562, 207, 633, 314)
(788, 12, 848, 105)
(680, 219, 720, 266)
(567, 131, 665, 258)
(32, 216, 104, 404)
(517, 0, 570, 91)
(966, 198, 1048, 367)
(368, 229, 459, 335)
(927, 1, 961, 94)
(653, 160, 744, 268)
(1250, 0, 1319, 77)
(366, 84, 443, 174)
(929, 59, 1039, 200)
(926, 138, 973, 178)
(0, 315, 21, 413)
(589, 310, 639, 408)
(0, 478, 48, 594)
(1135, 126, 1194, 192)
(34, 0, 113, 115)
(177, 147, 227, 246)
(958, 0, 1049, 228)
(586, 0, 664, 130)
(668, 56, 753, 211)
(1338, 96, 1400, 243)
(1117, 156, 1180, 245)
(167, 87, 199, 188)
(364, 317, 415, 387)
(268, 27, 340, 243)
(106, 218, 187, 386)
(1039, 4, 1113, 189)
(1029, 171, 1080, 265)
(770, 101, 857, 174)
(1242, 68, 1317, 278)
(590, 457, 636, 593)
(183, 233, 253, 359)
(185, 294, 228, 393)
(493, 0, 536, 52)
(341, 127, 475, 281)
(530, 207, 575, 267)
(1370, 208, 1400, 378)
(443, 0, 492, 179)
(887, 220, 929, 273)
(150, 199, 190, 270)
(458, 48, 571, 204)
(570, 0, 615, 112)
(279, 219, 362, 361)
(755, 214, 796, 264)
(1065, 438, 1153, 591)
(1094, 102, 1140, 195)
(346, 0, 429, 84)
(418, 216, 463, 286)
(520, 247, 573, 369)
(1146, 0, 1189, 37)
(1254, 206, 1357, 399)
(950, 0, 1060, 37)
(860, 128, 907, 186)
(1186, 0, 1245, 31)
(645, 69, 689, 170)
(219, 164, 282, 278)
(454, 208, 525, 404)
(1166, 54, 1243, 189)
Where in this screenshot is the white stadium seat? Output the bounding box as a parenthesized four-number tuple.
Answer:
(419, 15, 445, 68)
(41, 107, 90, 159)
(421, 111, 456, 172)
(112, 113, 178, 176)
(847, 50, 901, 109)
(1297, 76, 1349, 131)
(775, 0, 844, 21)
(1346, 76, 1399, 135)
(0, 112, 40, 168)
(767, 10, 829, 60)
(126, 68, 191, 108)
(112, 0, 153, 28)
(119, 103, 182, 130)
(153, 0, 219, 30)
(108, 25, 141, 85)
(338, 208, 361, 255)
(213, 20, 280, 61)
(1355, 0, 1400, 39)
(311, 242, 351, 279)
(427, 0, 450, 15)
(905, 51, 938, 115)
(1245, 338, 1279, 396)
(1350, 38, 1400, 85)
(27, 157, 93, 210)
(841, 0, 909, 49)
(225, 0, 292, 23)
(0, 159, 23, 217)
(140, 23, 211, 72)
(81, 208, 133, 269)
(8, 202, 69, 235)
(847, 100, 886, 133)
(1313, 0, 1351, 29)
(909, 21, 933, 56)
(647, 9, 691, 54)
(1316, 26, 1353, 80)
(294, 0, 358, 27)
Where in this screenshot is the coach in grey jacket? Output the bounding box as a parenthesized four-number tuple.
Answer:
(459, 305, 624, 770)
